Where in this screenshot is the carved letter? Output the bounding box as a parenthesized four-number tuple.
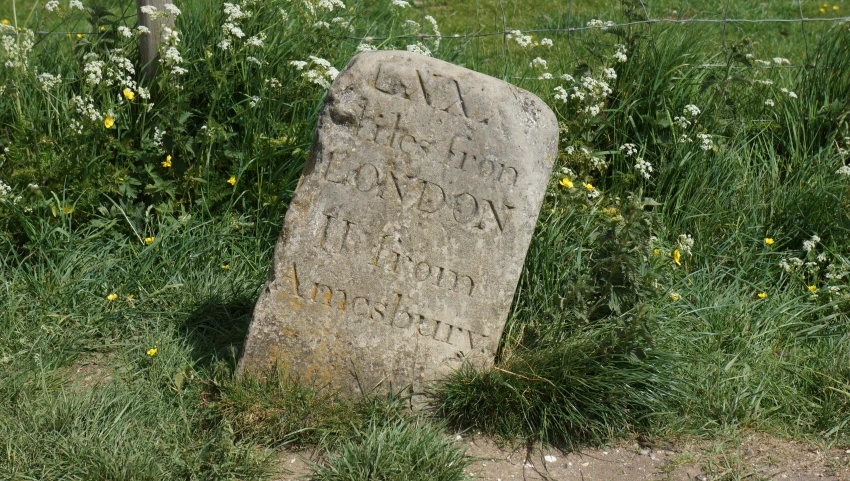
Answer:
(416, 180, 446, 213)
(355, 163, 380, 192)
(324, 151, 349, 184)
(453, 193, 479, 224)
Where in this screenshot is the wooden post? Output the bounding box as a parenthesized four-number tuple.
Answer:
(136, 0, 177, 82)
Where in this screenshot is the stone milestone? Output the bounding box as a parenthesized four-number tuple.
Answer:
(239, 50, 558, 395)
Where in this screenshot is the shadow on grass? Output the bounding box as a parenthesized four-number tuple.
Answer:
(180, 295, 255, 370)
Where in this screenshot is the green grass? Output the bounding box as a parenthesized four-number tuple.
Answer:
(2, 0, 850, 478)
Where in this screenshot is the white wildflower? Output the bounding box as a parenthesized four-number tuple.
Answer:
(540, 38, 553, 47)
(0, 180, 10, 197)
(684, 104, 701, 117)
(508, 30, 532, 48)
(249, 95, 261, 107)
(773, 57, 790, 65)
(756, 79, 773, 85)
(247, 56, 262, 65)
(223, 23, 245, 38)
(538, 72, 553, 80)
(290, 60, 308, 70)
(37, 72, 62, 90)
(425, 15, 440, 49)
(139, 5, 156, 14)
(634, 157, 653, 179)
(69, 0, 84, 10)
(613, 44, 628, 63)
(697, 133, 714, 151)
(837, 165, 850, 176)
(356, 43, 377, 52)
(603, 67, 617, 80)
(218, 38, 232, 50)
(677, 234, 694, 256)
(136, 25, 150, 34)
(553, 85, 569, 102)
(560, 74, 574, 82)
(530, 57, 547, 69)
(223, 3, 250, 21)
(619, 143, 638, 157)
(118, 25, 132, 37)
(154, 127, 166, 147)
(803, 235, 820, 253)
(788, 91, 798, 99)
(391, 0, 410, 7)
(163, 4, 181, 16)
(673, 116, 691, 129)
(317, 0, 346, 11)
(45, 0, 59, 11)
(764, 98, 775, 107)
(407, 42, 432, 56)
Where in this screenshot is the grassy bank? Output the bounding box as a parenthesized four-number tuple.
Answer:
(1, 0, 849, 478)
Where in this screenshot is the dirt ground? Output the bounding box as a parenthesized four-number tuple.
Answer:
(273, 433, 850, 480)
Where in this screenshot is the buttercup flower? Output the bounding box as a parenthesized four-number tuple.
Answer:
(764, 238, 774, 245)
(162, 155, 172, 168)
(104, 116, 114, 128)
(144, 236, 155, 244)
(227, 176, 237, 186)
(146, 347, 158, 356)
(582, 182, 594, 191)
(758, 292, 768, 299)
(673, 249, 681, 266)
(221, 264, 230, 270)
(63, 205, 73, 214)
(669, 293, 680, 301)
(106, 293, 118, 301)
(808, 285, 818, 293)
(653, 248, 661, 255)
(559, 177, 574, 189)
(123, 88, 134, 100)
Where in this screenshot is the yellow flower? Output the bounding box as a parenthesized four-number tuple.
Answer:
(764, 238, 774, 245)
(104, 116, 115, 129)
(820, 7, 826, 12)
(582, 182, 595, 191)
(76, 33, 84, 38)
(227, 176, 237, 186)
(127, 294, 135, 300)
(833, 5, 839, 10)
(653, 248, 660, 255)
(1, 19, 9, 25)
(63, 205, 73, 215)
(144, 236, 155, 244)
(221, 264, 231, 270)
(808, 285, 818, 293)
(162, 155, 172, 168)
(559, 177, 574, 189)
(673, 249, 681, 266)
(146, 347, 158, 357)
(123, 88, 135, 100)
(100, 26, 106, 31)
(757, 292, 768, 299)
(669, 293, 680, 301)
(106, 293, 118, 301)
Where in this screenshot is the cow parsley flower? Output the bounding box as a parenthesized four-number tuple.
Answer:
(407, 42, 431, 56)
(764, 98, 775, 107)
(540, 38, 553, 47)
(620, 143, 638, 157)
(139, 5, 156, 14)
(391, 0, 410, 7)
(837, 165, 850, 176)
(507, 30, 532, 48)
(803, 235, 820, 253)
(530, 57, 547, 69)
(118, 25, 132, 37)
(38, 72, 61, 90)
(697, 133, 714, 151)
(69, 0, 84, 10)
(684, 104, 701, 117)
(634, 157, 653, 179)
(603, 67, 617, 80)
(773, 57, 791, 65)
(45, 0, 59, 11)
(613, 44, 628, 63)
(163, 4, 181, 16)
(357, 43, 377, 52)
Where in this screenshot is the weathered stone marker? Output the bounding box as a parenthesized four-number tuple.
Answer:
(239, 51, 558, 396)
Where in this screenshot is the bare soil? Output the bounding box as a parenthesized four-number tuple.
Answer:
(272, 433, 850, 480)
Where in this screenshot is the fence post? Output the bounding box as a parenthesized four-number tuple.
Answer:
(136, 0, 176, 82)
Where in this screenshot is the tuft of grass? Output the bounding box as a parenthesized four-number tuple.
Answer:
(310, 417, 471, 481)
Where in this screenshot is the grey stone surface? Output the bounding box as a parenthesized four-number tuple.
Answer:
(239, 50, 558, 396)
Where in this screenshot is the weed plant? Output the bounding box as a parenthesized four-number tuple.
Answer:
(1, 0, 850, 478)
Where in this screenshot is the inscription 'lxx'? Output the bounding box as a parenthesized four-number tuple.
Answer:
(324, 150, 514, 234)
(283, 263, 489, 353)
